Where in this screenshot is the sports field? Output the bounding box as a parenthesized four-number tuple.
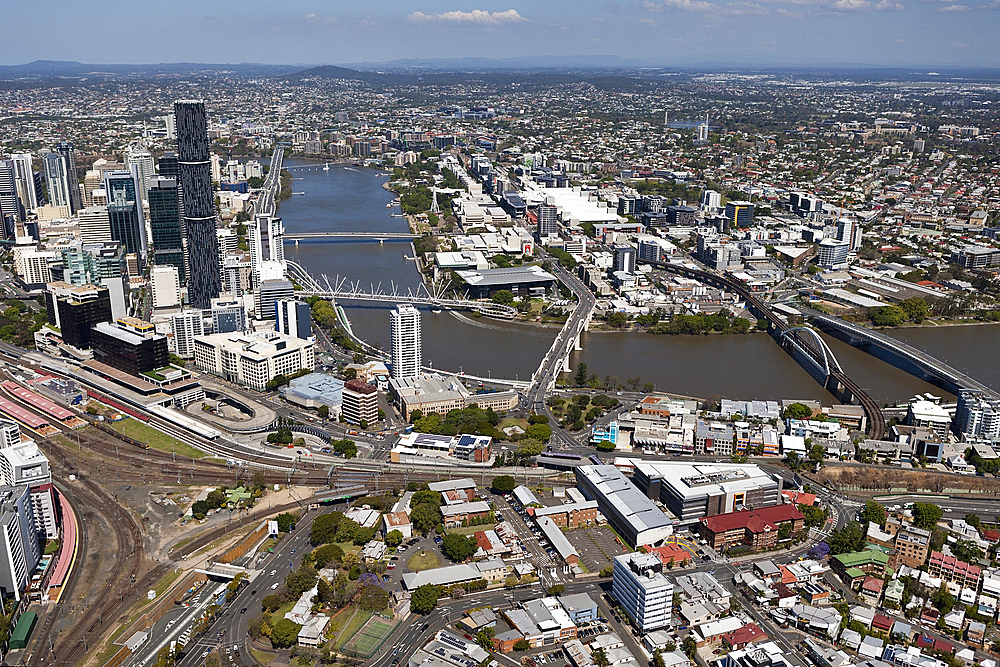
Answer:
(345, 615, 396, 657)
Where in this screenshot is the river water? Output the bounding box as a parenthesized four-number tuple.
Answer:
(279, 160, 999, 404)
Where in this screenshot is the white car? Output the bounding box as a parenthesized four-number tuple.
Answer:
(270, 570, 277, 576)
(271, 582, 279, 590)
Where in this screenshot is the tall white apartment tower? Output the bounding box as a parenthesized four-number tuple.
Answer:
(171, 310, 205, 358)
(126, 149, 155, 203)
(389, 304, 422, 379)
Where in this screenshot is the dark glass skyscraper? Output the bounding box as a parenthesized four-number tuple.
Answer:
(104, 170, 148, 265)
(158, 151, 179, 179)
(148, 176, 186, 283)
(56, 141, 82, 213)
(175, 101, 220, 309)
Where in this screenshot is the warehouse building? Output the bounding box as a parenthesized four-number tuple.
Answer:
(574, 465, 674, 549)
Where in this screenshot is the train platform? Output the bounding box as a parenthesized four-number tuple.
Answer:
(46, 490, 79, 603)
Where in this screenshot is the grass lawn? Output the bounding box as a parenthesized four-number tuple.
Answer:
(499, 417, 528, 430)
(105, 419, 207, 459)
(44, 540, 60, 555)
(406, 550, 441, 572)
(269, 600, 296, 625)
(250, 648, 276, 665)
(445, 524, 488, 537)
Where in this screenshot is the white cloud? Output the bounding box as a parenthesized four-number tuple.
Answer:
(408, 9, 528, 23)
(726, 2, 770, 15)
(830, 0, 872, 10)
(952, 41, 971, 47)
(874, 1, 904, 9)
(640, 17, 660, 24)
(939, 3, 970, 8)
(644, 0, 665, 10)
(661, 0, 716, 11)
(305, 13, 338, 24)
(896, 37, 906, 42)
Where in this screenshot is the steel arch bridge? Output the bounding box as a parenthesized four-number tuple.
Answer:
(780, 327, 844, 378)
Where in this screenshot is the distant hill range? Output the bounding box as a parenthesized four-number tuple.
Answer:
(0, 60, 304, 79)
(2, 59, 999, 84)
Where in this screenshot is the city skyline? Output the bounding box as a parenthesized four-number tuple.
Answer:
(1, 1, 999, 69)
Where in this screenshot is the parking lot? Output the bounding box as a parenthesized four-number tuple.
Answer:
(565, 526, 628, 572)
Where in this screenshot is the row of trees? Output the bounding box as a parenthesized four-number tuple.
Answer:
(410, 405, 502, 438)
(868, 297, 932, 327)
(648, 312, 752, 335)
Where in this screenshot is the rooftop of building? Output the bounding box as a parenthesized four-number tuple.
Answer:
(575, 465, 674, 535)
(632, 460, 778, 500)
(700, 504, 805, 535)
(455, 265, 556, 286)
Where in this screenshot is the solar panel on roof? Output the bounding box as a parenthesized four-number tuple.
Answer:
(458, 435, 476, 446)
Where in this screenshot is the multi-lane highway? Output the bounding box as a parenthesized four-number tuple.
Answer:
(175, 508, 318, 667)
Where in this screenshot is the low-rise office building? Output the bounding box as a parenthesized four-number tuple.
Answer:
(632, 461, 781, 523)
(194, 329, 314, 391)
(388, 374, 518, 421)
(698, 504, 805, 551)
(341, 379, 378, 425)
(280, 372, 343, 414)
(532, 499, 599, 528)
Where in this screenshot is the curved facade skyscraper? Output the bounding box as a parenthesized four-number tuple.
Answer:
(175, 100, 221, 309)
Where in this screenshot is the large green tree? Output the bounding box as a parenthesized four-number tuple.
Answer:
(271, 619, 302, 648)
(411, 503, 443, 534)
(828, 521, 867, 555)
(861, 500, 887, 526)
(411, 584, 441, 613)
(912, 502, 943, 530)
(310, 512, 343, 544)
(491, 475, 516, 494)
(783, 403, 813, 419)
(441, 533, 478, 562)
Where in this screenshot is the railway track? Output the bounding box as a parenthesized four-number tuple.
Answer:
(33, 441, 169, 667)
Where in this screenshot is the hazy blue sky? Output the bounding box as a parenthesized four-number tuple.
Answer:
(3, 0, 999, 68)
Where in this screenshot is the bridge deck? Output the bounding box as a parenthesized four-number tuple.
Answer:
(808, 311, 997, 399)
(644, 259, 887, 439)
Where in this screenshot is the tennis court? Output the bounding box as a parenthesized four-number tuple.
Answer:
(345, 615, 396, 657)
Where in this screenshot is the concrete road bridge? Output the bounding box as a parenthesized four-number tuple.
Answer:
(284, 231, 418, 241)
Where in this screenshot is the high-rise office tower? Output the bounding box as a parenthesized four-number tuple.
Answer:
(43, 153, 72, 211)
(126, 149, 154, 203)
(836, 218, 862, 252)
(175, 101, 221, 309)
(158, 152, 179, 179)
(276, 299, 312, 340)
(104, 170, 148, 265)
(150, 266, 181, 310)
(56, 141, 82, 213)
(613, 245, 637, 274)
(389, 304, 422, 379)
(536, 200, 558, 237)
(0, 160, 23, 239)
(148, 177, 185, 283)
(724, 201, 755, 229)
(9, 154, 38, 212)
